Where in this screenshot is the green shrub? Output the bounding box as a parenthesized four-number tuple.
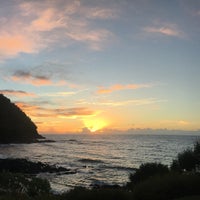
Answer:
(133, 173, 200, 200)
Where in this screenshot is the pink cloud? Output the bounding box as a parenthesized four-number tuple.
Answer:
(30, 8, 66, 32)
(0, 1, 118, 61)
(0, 33, 40, 60)
(143, 23, 185, 38)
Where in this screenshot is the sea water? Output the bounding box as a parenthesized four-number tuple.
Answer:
(0, 133, 199, 193)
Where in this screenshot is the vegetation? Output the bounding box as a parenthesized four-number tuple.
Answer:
(0, 172, 50, 198)
(132, 173, 200, 200)
(60, 187, 131, 200)
(171, 141, 200, 172)
(127, 162, 169, 188)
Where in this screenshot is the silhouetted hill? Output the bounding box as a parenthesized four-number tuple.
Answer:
(0, 94, 44, 143)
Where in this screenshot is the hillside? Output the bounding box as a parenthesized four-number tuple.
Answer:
(0, 94, 44, 143)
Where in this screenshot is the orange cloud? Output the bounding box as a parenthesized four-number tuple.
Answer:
(97, 83, 152, 94)
(16, 101, 95, 119)
(11, 75, 52, 86)
(15, 102, 40, 112)
(0, 90, 35, 97)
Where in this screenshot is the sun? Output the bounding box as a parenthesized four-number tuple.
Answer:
(83, 118, 108, 133)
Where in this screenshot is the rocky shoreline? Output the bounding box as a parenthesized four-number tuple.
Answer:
(0, 158, 76, 175)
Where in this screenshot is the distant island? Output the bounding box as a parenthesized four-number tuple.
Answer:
(0, 94, 44, 143)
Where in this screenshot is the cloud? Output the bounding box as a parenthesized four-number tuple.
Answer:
(180, 0, 200, 17)
(143, 23, 185, 38)
(97, 83, 152, 94)
(15, 102, 40, 112)
(0, 33, 41, 60)
(43, 92, 77, 97)
(55, 107, 95, 118)
(29, 8, 66, 32)
(11, 70, 68, 86)
(66, 29, 113, 50)
(0, 0, 118, 60)
(85, 7, 117, 19)
(11, 70, 52, 86)
(96, 98, 166, 107)
(160, 120, 191, 127)
(0, 89, 35, 97)
(178, 120, 190, 125)
(16, 101, 95, 119)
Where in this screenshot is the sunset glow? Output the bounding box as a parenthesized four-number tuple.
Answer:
(83, 118, 108, 133)
(0, 1, 200, 134)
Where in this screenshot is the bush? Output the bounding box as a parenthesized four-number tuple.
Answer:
(133, 173, 200, 200)
(171, 141, 200, 172)
(127, 162, 169, 188)
(174, 196, 200, 200)
(173, 149, 197, 171)
(0, 172, 50, 197)
(61, 187, 131, 200)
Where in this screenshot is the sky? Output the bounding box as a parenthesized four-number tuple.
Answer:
(0, 0, 200, 134)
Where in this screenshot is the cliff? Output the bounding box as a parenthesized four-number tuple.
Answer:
(0, 94, 44, 143)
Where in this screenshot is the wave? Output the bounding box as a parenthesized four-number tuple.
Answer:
(78, 158, 105, 164)
(100, 164, 136, 171)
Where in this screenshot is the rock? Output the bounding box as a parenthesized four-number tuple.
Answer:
(0, 158, 76, 174)
(0, 94, 44, 143)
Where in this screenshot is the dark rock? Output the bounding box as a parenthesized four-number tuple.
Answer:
(0, 94, 44, 143)
(0, 158, 76, 174)
(36, 139, 55, 143)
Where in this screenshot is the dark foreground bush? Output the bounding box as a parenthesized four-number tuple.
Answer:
(171, 141, 200, 172)
(0, 172, 50, 197)
(174, 196, 200, 200)
(60, 187, 132, 200)
(127, 162, 169, 188)
(0, 193, 58, 200)
(133, 173, 200, 200)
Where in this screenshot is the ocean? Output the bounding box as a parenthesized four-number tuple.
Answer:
(0, 133, 199, 193)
